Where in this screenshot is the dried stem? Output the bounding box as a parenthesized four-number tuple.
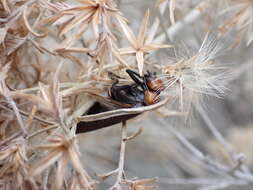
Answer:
(154, 0, 211, 43)
(110, 121, 127, 190)
(28, 125, 58, 139)
(195, 104, 253, 180)
(162, 121, 253, 187)
(195, 104, 235, 156)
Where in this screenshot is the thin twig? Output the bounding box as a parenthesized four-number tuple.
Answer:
(195, 104, 253, 179)
(42, 168, 50, 190)
(77, 96, 170, 122)
(124, 127, 143, 141)
(5, 96, 27, 136)
(28, 125, 58, 139)
(146, 0, 169, 43)
(154, 0, 210, 43)
(157, 8, 171, 44)
(165, 122, 230, 174)
(110, 121, 127, 190)
(162, 121, 253, 184)
(195, 104, 234, 156)
(97, 169, 119, 180)
(0, 131, 22, 148)
(0, 103, 55, 126)
(159, 177, 247, 186)
(196, 180, 246, 190)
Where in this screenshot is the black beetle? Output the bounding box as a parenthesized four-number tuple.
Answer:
(76, 69, 164, 133)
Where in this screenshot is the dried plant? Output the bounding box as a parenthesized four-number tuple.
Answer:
(219, 0, 253, 45)
(0, 136, 31, 190)
(29, 134, 94, 190)
(0, 0, 253, 190)
(160, 33, 229, 112)
(118, 9, 171, 76)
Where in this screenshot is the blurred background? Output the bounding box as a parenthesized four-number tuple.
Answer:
(77, 0, 253, 189)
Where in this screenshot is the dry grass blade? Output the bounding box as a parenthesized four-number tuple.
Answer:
(0, 136, 29, 189)
(125, 178, 157, 190)
(29, 149, 63, 177)
(0, 64, 27, 135)
(118, 10, 172, 75)
(55, 153, 68, 189)
(169, 0, 176, 25)
(136, 51, 144, 77)
(0, 27, 7, 44)
(59, 10, 93, 37)
(29, 134, 94, 190)
(116, 14, 137, 47)
(22, 5, 47, 38)
(137, 10, 150, 47)
(77, 96, 170, 122)
(219, 0, 253, 45)
(1, 34, 27, 56)
(146, 0, 168, 43)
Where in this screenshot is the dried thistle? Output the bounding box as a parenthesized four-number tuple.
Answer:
(160, 33, 229, 111)
(0, 63, 27, 135)
(40, 0, 130, 78)
(29, 134, 94, 190)
(118, 10, 172, 76)
(41, 0, 119, 39)
(0, 136, 31, 189)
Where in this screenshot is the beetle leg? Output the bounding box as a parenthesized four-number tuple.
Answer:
(126, 69, 149, 91)
(109, 80, 119, 98)
(126, 69, 143, 85)
(108, 71, 121, 83)
(108, 71, 121, 98)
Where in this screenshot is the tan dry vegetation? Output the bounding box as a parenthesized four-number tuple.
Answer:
(1, 0, 253, 190)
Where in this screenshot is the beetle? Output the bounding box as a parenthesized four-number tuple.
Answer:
(75, 69, 164, 133)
